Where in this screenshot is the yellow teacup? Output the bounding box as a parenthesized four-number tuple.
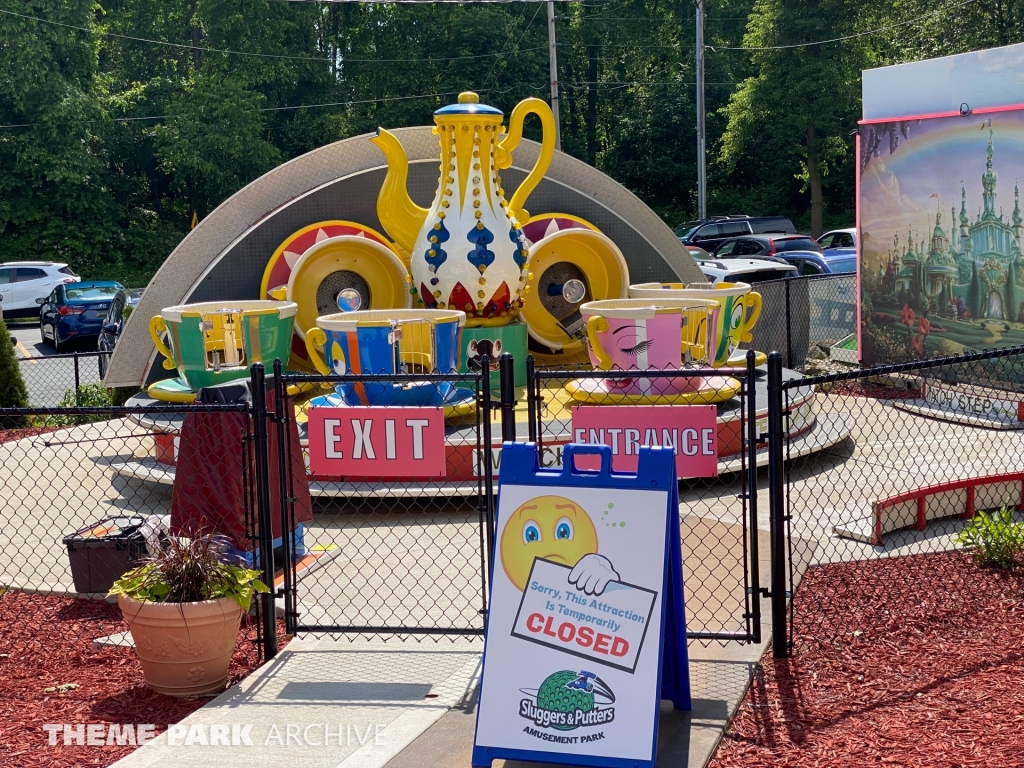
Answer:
(628, 282, 762, 365)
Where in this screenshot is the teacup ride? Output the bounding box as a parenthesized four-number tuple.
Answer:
(147, 300, 298, 403)
(303, 308, 476, 420)
(520, 225, 630, 369)
(258, 220, 412, 374)
(628, 281, 768, 367)
(563, 298, 742, 405)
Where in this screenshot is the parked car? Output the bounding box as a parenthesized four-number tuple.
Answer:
(39, 281, 124, 352)
(97, 287, 143, 377)
(0, 261, 80, 319)
(780, 251, 857, 275)
(694, 257, 797, 286)
(817, 228, 857, 266)
(711, 234, 822, 259)
(676, 216, 797, 252)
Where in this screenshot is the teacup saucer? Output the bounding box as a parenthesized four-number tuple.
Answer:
(564, 375, 741, 405)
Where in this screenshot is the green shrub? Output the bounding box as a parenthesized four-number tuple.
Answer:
(0, 319, 29, 428)
(35, 382, 115, 427)
(956, 504, 1024, 569)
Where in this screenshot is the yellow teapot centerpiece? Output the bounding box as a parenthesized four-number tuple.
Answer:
(370, 91, 555, 327)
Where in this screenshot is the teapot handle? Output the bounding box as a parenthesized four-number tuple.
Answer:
(495, 97, 556, 225)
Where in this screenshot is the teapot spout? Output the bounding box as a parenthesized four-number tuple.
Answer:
(370, 128, 428, 263)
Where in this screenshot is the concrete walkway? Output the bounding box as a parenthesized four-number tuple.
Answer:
(107, 607, 772, 768)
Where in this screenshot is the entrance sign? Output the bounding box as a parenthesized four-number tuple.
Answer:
(571, 405, 718, 477)
(473, 443, 689, 768)
(306, 406, 445, 477)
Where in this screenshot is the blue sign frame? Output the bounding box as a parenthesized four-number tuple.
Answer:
(472, 442, 690, 768)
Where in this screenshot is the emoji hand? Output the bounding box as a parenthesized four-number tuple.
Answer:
(568, 554, 619, 596)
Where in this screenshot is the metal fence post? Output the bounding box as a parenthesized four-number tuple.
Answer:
(745, 349, 762, 644)
(766, 352, 788, 658)
(480, 356, 496, 565)
(74, 353, 81, 407)
(272, 358, 297, 636)
(249, 363, 278, 660)
(499, 352, 517, 443)
(525, 355, 537, 443)
(784, 278, 792, 368)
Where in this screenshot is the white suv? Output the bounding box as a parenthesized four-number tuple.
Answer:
(0, 262, 80, 319)
(695, 257, 797, 286)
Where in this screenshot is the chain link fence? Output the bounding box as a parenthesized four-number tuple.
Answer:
(0, 400, 274, 661)
(779, 346, 1024, 654)
(272, 364, 493, 639)
(7, 341, 1021, 667)
(745, 274, 857, 368)
(526, 358, 764, 645)
(16, 350, 109, 408)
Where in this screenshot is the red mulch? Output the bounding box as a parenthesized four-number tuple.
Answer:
(710, 551, 1024, 768)
(0, 591, 289, 767)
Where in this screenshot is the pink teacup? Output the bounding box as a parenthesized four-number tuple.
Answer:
(580, 298, 713, 395)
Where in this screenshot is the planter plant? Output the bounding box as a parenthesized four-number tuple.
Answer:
(109, 533, 269, 697)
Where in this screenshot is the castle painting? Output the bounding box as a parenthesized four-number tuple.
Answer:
(859, 108, 1024, 367)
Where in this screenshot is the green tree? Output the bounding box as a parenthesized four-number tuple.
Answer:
(0, 319, 29, 427)
(718, 0, 863, 236)
(154, 76, 282, 218)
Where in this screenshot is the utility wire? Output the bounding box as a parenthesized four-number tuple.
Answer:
(0, 76, 729, 130)
(480, 1, 545, 91)
(0, 8, 546, 64)
(713, 0, 978, 51)
(0, 91, 466, 129)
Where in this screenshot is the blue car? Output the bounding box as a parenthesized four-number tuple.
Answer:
(814, 228, 857, 273)
(39, 281, 124, 352)
(780, 250, 857, 275)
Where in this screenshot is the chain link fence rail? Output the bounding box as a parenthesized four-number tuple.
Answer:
(0, 400, 275, 662)
(526, 356, 764, 644)
(776, 345, 1024, 655)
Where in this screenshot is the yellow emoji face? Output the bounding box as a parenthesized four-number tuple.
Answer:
(499, 495, 598, 592)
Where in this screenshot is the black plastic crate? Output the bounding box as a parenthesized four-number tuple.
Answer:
(63, 516, 148, 594)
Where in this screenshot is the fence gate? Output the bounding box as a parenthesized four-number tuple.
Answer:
(525, 354, 763, 644)
(268, 363, 494, 638)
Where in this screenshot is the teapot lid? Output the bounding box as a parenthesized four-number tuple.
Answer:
(435, 91, 502, 117)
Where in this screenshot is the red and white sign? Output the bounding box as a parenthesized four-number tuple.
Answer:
(306, 407, 446, 478)
(571, 405, 718, 477)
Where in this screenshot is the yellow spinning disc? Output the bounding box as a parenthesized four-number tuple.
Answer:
(520, 228, 629, 356)
(287, 235, 412, 341)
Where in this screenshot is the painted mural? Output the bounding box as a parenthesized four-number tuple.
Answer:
(859, 108, 1024, 367)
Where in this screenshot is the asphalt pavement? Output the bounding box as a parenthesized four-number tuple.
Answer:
(7, 319, 103, 408)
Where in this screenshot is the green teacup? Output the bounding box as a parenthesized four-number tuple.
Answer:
(149, 300, 297, 391)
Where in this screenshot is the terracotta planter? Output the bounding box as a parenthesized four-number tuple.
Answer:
(118, 594, 243, 697)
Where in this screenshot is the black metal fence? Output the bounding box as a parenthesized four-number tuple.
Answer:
(16, 350, 108, 408)
(746, 274, 857, 368)
(774, 345, 1024, 656)
(525, 355, 764, 644)
(0, 399, 274, 662)
(3, 342, 1023, 666)
(268, 361, 494, 639)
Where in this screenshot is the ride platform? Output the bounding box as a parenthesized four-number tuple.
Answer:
(112, 366, 851, 497)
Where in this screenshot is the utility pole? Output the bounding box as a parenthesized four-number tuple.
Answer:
(695, 0, 707, 220)
(547, 0, 562, 151)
